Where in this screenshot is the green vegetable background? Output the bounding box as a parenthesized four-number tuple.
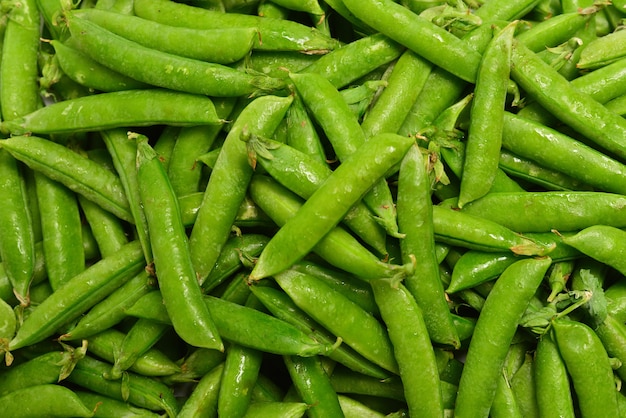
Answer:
(1, 0, 626, 417)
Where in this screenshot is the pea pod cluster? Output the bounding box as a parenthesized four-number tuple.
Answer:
(3, 0, 626, 417)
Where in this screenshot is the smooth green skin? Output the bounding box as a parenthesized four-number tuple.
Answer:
(100, 128, 151, 264)
(498, 148, 593, 191)
(9, 241, 145, 351)
(329, 367, 405, 401)
(511, 40, 626, 161)
(300, 32, 404, 89)
(67, 355, 179, 417)
(201, 234, 270, 292)
(274, 268, 399, 374)
(337, 395, 385, 418)
(285, 355, 345, 418)
(75, 391, 163, 418)
(66, 14, 284, 97)
(605, 93, 626, 116)
(510, 354, 539, 418)
(161, 347, 225, 385)
(249, 132, 414, 281)
(289, 71, 400, 237)
(178, 363, 223, 418)
(552, 319, 620, 418)
(270, 0, 323, 14)
(248, 175, 408, 281)
(136, 138, 223, 352)
(0, 297, 15, 341)
(594, 314, 626, 381)
(250, 284, 389, 379)
(361, 49, 432, 138)
(0, 150, 35, 305)
(242, 401, 308, 418)
(502, 112, 626, 196)
(177, 191, 271, 229)
(285, 92, 327, 165)
(461, 191, 626, 233)
(1, 0, 40, 122)
(342, 0, 481, 82)
(397, 144, 460, 348)
(110, 318, 170, 379)
(167, 98, 236, 197)
(2, 89, 223, 136)
(1, 135, 132, 222)
(78, 195, 129, 258)
(189, 95, 292, 283)
(534, 333, 576, 418)
(491, 374, 523, 418)
(52, 40, 150, 92)
(0, 384, 94, 418)
(35, 171, 84, 291)
(606, 281, 626, 323)
(458, 23, 514, 208)
(455, 257, 552, 418)
(515, 11, 592, 53)
(562, 225, 626, 276)
(85, 328, 180, 378)
(133, 0, 339, 52)
(433, 205, 551, 255)
(218, 342, 262, 418)
(370, 279, 444, 418)
(73, 8, 258, 64)
(474, 0, 541, 21)
(578, 28, 626, 69)
(246, 135, 387, 256)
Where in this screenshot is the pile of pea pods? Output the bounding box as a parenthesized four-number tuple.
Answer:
(2, 0, 626, 416)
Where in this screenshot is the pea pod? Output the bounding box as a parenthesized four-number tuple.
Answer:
(552, 318, 619, 418)
(561, 225, 626, 276)
(0, 384, 94, 418)
(177, 363, 223, 418)
(75, 390, 162, 418)
(535, 332, 576, 418)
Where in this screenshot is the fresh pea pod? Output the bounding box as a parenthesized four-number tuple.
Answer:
(8, 240, 144, 352)
(248, 132, 414, 281)
(552, 318, 620, 418)
(577, 27, 626, 69)
(136, 135, 223, 351)
(177, 363, 223, 418)
(75, 390, 163, 418)
(561, 225, 626, 276)
(455, 257, 552, 418)
(594, 313, 626, 381)
(243, 401, 308, 418)
(0, 135, 133, 223)
(0, 384, 94, 418)
(1, 89, 224, 135)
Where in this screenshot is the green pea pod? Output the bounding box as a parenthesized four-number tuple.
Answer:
(329, 367, 405, 401)
(460, 191, 626, 233)
(0, 342, 86, 396)
(67, 355, 179, 417)
(8, 240, 145, 352)
(78, 195, 129, 258)
(136, 135, 223, 352)
(249, 132, 414, 281)
(0, 384, 94, 418)
(73, 8, 258, 64)
(75, 390, 163, 418)
(455, 257, 552, 418)
(243, 401, 308, 418)
(561, 225, 626, 276)
(160, 347, 225, 385)
(509, 353, 539, 418)
(370, 279, 444, 417)
(285, 354, 344, 418)
(133, 0, 340, 53)
(606, 281, 626, 323)
(273, 267, 399, 374)
(595, 314, 626, 381)
(178, 363, 223, 418)
(85, 328, 180, 378)
(577, 28, 626, 69)
(189, 95, 292, 283)
(552, 318, 620, 418)
(0, 298, 16, 349)
(397, 143, 460, 348)
(0, 136, 133, 223)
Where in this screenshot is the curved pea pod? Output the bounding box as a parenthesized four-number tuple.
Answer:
(432, 205, 554, 256)
(134, 0, 339, 53)
(552, 318, 620, 418)
(329, 366, 405, 401)
(577, 28, 626, 69)
(67, 355, 179, 417)
(455, 257, 552, 418)
(460, 191, 626, 233)
(0, 342, 86, 396)
(72, 8, 258, 64)
(561, 225, 626, 275)
(0, 384, 94, 418)
(0, 298, 16, 355)
(177, 363, 223, 418)
(606, 281, 626, 323)
(75, 391, 163, 418)
(243, 401, 308, 418)
(273, 267, 399, 374)
(248, 132, 415, 281)
(248, 175, 411, 282)
(0, 135, 133, 223)
(595, 314, 626, 381)
(8, 241, 145, 352)
(1, 89, 224, 136)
